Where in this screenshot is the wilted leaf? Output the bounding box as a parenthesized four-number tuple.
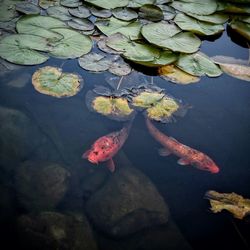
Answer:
(159, 64, 200, 84)
(32, 66, 83, 97)
(229, 19, 250, 41)
(78, 52, 112, 72)
(49, 28, 92, 59)
(138, 4, 164, 21)
(68, 6, 91, 18)
(142, 22, 201, 53)
(46, 6, 72, 21)
(67, 18, 94, 31)
(132, 91, 165, 108)
(0, 34, 50, 65)
(112, 7, 138, 21)
(174, 13, 224, 36)
(15, 2, 41, 15)
(177, 52, 222, 77)
(108, 60, 132, 76)
(85, 0, 129, 9)
(205, 190, 250, 220)
(212, 55, 250, 81)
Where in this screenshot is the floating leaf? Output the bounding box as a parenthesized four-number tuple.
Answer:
(67, 18, 94, 31)
(39, 0, 60, 9)
(132, 91, 165, 108)
(16, 15, 67, 42)
(112, 7, 138, 21)
(90, 7, 112, 18)
(95, 17, 142, 40)
(174, 13, 224, 36)
(49, 28, 92, 59)
(0, 0, 20, 22)
(0, 17, 19, 33)
(177, 52, 222, 77)
(68, 6, 91, 18)
(46, 6, 72, 21)
(171, 0, 217, 15)
(0, 34, 50, 65)
(108, 60, 132, 76)
(128, 0, 155, 8)
(158, 5, 176, 21)
(205, 190, 250, 220)
(15, 2, 41, 15)
(97, 36, 122, 54)
(146, 96, 180, 122)
(229, 19, 250, 41)
(78, 52, 112, 72)
(85, 0, 129, 9)
(159, 64, 200, 84)
(142, 22, 201, 53)
(217, 2, 250, 14)
(138, 4, 164, 21)
(212, 55, 250, 81)
(186, 12, 229, 24)
(60, 0, 81, 8)
(32, 66, 83, 97)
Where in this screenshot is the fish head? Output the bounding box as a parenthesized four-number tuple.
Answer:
(196, 155, 220, 174)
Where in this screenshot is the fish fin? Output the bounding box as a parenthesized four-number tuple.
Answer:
(158, 148, 171, 157)
(169, 136, 178, 142)
(82, 149, 91, 159)
(107, 158, 115, 172)
(177, 158, 190, 166)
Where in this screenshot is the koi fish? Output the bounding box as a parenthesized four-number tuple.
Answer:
(82, 122, 132, 172)
(146, 118, 219, 173)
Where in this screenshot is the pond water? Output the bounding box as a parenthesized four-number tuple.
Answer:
(0, 4, 250, 250)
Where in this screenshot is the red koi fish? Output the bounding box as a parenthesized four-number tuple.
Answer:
(146, 118, 219, 173)
(82, 122, 131, 172)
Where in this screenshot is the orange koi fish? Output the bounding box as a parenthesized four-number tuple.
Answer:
(82, 122, 131, 172)
(146, 118, 219, 173)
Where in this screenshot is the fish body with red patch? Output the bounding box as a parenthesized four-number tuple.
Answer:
(146, 118, 219, 173)
(82, 125, 130, 172)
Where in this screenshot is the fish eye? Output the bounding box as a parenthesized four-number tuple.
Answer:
(94, 151, 98, 155)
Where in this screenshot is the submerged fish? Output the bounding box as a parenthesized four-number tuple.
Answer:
(82, 121, 132, 172)
(145, 118, 219, 173)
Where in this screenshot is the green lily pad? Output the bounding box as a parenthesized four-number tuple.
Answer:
(229, 19, 250, 41)
(49, 28, 92, 59)
(46, 6, 72, 21)
(159, 64, 200, 84)
(132, 91, 165, 108)
(0, 17, 19, 33)
(0, 34, 50, 65)
(78, 52, 112, 72)
(95, 17, 142, 40)
(97, 36, 122, 54)
(0, 0, 20, 22)
(158, 5, 176, 21)
(16, 15, 67, 42)
(171, 0, 217, 15)
(174, 13, 224, 36)
(39, 0, 60, 9)
(217, 2, 250, 14)
(85, 0, 129, 9)
(112, 7, 138, 21)
(67, 18, 94, 31)
(186, 12, 229, 24)
(176, 52, 222, 77)
(128, 0, 155, 8)
(235, 16, 250, 24)
(60, 0, 81, 8)
(156, 0, 171, 4)
(106, 33, 160, 62)
(68, 6, 91, 18)
(212, 55, 250, 81)
(142, 22, 201, 53)
(90, 7, 112, 18)
(146, 96, 180, 122)
(32, 66, 83, 97)
(138, 4, 164, 21)
(15, 2, 41, 15)
(108, 60, 132, 76)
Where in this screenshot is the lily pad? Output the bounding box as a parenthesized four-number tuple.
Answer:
(85, 0, 129, 9)
(146, 96, 180, 122)
(171, 0, 217, 15)
(97, 36, 122, 54)
(112, 7, 138, 21)
(174, 13, 224, 36)
(132, 91, 165, 108)
(60, 0, 81, 8)
(32, 66, 83, 97)
(0, 0, 20, 22)
(158, 64, 200, 84)
(95, 17, 141, 40)
(15, 2, 41, 15)
(158, 5, 176, 21)
(142, 22, 201, 53)
(128, 0, 155, 8)
(49, 28, 92, 59)
(229, 19, 250, 41)
(176, 52, 222, 77)
(46, 6, 72, 21)
(78, 52, 112, 72)
(68, 6, 91, 18)
(108, 60, 132, 76)
(0, 34, 50, 65)
(217, 2, 250, 14)
(39, 0, 60, 9)
(16, 15, 67, 42)
(67, 18, 94, 31)
(212, 55, 250, 81)
(138, 4, 164, 21)
(186, 12, 229, 24)
(90, 7, 112, 18)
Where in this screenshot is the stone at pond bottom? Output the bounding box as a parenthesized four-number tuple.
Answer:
(18, 212, 98, 250)
(15, 161, 70, 212)
(86, 167, 169, 237)
(0, 106, 43, 173)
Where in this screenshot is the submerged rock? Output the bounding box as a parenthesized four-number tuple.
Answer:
(0, 106, 42, 172)
(86, 167, 169, 237)
(18, 211, 98, 250)
(15, 161, 70, 212)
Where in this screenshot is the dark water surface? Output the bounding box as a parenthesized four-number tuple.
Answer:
(0, 28, 250, 250)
